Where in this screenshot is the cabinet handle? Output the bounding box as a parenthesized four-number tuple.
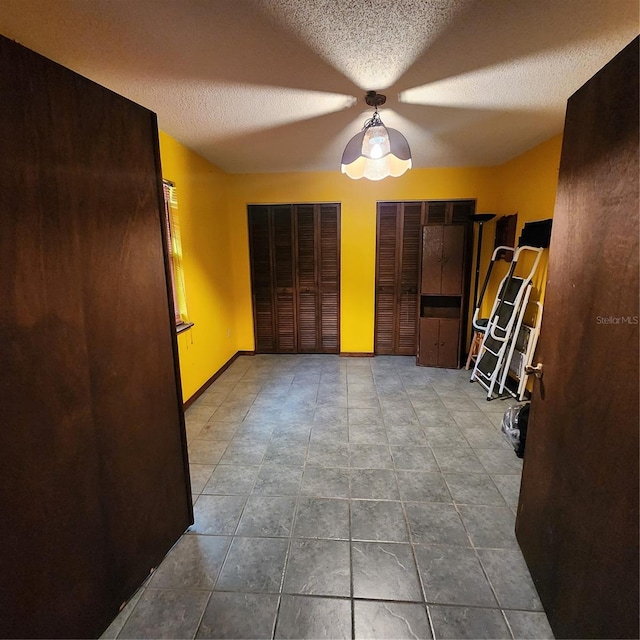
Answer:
(436, 257, 441, 262)
(440, 342, 445, 346)
(443, 257, 448, 263)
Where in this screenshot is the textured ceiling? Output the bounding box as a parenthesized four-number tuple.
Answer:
(0, 0, 638, 173)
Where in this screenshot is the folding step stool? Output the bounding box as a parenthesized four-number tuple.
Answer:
(470, 246, 543, 400)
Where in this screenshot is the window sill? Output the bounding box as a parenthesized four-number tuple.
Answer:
(176, 322, 194, 334)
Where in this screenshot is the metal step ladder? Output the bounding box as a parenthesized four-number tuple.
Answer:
(470, 245, 543, 399)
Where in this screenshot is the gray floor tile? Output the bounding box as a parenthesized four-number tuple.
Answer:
(300, 467, 350, 498)
(232, 422, 274, 441)
(349, 424, 389, 444)
(197, 422, 239, 441)
(216, 537, 288, 593)
(354, 600, 432, 639)
(307, 442, 349, 467)
(405, 502, 469, 546)
(491, 474, 522, 508)
(504, 610, 554, 639)
(310, 424, 350, 443)
(118, 588, 210, 639)
(351, 500, 409, 542)
(188, 440, 228, 465)
(423, 427, 467, 448)
(386, 425, 428, 446)
(391, 446, 439, 471)
(350, 444, 394, 468)
(477, 548, 544, 610)
(275, 595, 351, 639)
(415, 407, 457, 428)
(476, 449, 524, 474)
(149, 535, 231, 589)
(432, 447, 485, 473)
(442, 397, 485, 412)
(186, 405, 217, 424)
(429, 605, 511, 639)
(444, 473, 508, 506)
(349, 407, 384, 425)
(313, 405, 349, 425)
(189, 495, 247, 535)
(397, 471, 452, 503)
(219, 442, 267, 465)
(202, 465, 259, 495)
(211, 403, 250, 422)
(352, 541, 422, 601)
(189, 464, 215, 494)
(271, 422, 313, 446)
(293, 497, 350, 539)
(462, 427, 512, 450)
(283, 539, 350, 596)
(196, 592, 278, 639)
(196, 390, 229, 407)
(236, 496, 296, 537)
(262, 444, 308, 468)
(452, 410, 495, 429)
(414, 544, 497, 607)
(350, 469, 400, 500)
(252, 465, 303, 495)
(381, 406, 420, 426)
(458, 505, 518, 549)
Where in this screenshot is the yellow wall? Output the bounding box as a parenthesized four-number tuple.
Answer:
(479, 135, 563, 320)
(158, 132, 237, 400)
(227, 168, 499, 354)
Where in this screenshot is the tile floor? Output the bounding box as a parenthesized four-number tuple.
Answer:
(102, 355, 554, 639)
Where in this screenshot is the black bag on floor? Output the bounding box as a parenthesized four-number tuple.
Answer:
(501, 403, 530, 458)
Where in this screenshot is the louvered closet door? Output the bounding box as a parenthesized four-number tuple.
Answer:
(249, 203, 340, 353)
(248, 206, 276, 352)
(318, 204, 340, 353)
(397, 203, 422, 354)
(375, 203, 400, 354)
(375, 202, 423, 355)
(295, 204, 318, 352)
(272, 205, 296, 352)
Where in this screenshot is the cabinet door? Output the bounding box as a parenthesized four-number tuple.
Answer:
(441, 225, 465, 295)
(437, 318, 461, 368)
(419, 318, 440, 366)
(421, 226, 443, 294)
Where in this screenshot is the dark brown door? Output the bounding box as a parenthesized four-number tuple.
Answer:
(375, 202, 422, 354)
(0, 36, 191, 638)
(516, 38, 639, 640)
(419, 318, 440, 366)
(248, 203, 340, 353)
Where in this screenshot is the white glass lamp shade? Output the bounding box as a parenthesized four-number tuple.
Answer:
(341, 124, 412, 180)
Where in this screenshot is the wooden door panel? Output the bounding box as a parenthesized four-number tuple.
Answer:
(419, 318, 440, 366)
(441, 225, 465, 295)
(0, 36, 190, 638)
(437, 319, 460, 368)
(272, 206, 296, 352)
(295, 204, 319, 351)
(248, 207, 275, 352)
(516, 38, 639, 640)
(375, 203, 400, 353)
(422, 226, 443, 294)
(319, 204, 340, 353)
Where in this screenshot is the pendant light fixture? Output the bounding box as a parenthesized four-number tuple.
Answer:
(341, 91, 412, 181)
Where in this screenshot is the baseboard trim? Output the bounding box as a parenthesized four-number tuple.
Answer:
(183, 350, 254, 410)
(340, 352, 375, 357)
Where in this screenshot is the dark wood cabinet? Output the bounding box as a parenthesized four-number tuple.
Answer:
(417, 202, 473, 368)
(248, 203, 340, 353)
